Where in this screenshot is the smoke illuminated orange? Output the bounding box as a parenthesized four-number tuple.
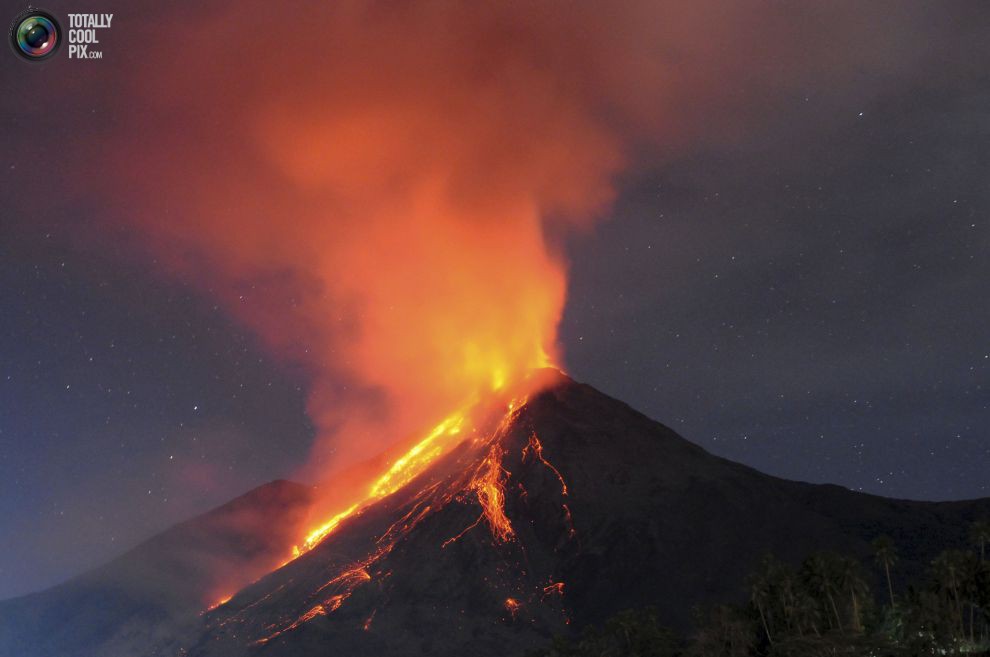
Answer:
(92, 2, 647, 594)
(95, 2, 633, 503)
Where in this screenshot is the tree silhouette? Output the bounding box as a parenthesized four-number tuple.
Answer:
(686, 605, 754, 657)
(971, 519, 990, 563)
(932, 550, 968, 638)
(530, 535, 990, 656)
(871, 535, 898, 609)
(800, 553, 843, 632)
(747, 555, 778, 645)
(835, 556, 869, 632)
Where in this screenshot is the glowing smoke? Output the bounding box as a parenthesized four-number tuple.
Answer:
(73, 0, 936, 493)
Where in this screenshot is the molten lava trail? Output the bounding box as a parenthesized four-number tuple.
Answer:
(242, 398, 532, 645)
(209, 386, 578, 646)
(297, 411, 469, 556)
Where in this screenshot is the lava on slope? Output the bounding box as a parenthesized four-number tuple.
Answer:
(190, 372, 579, 655)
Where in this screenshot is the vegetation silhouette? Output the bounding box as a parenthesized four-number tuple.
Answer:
(527, 519, 990, 656)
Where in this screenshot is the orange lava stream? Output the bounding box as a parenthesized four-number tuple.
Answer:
(367, 414, 465, 499)
(296, 408, 471, 555)
(235, 387, 581, 643)
(254, 603, 329, 645)
(204, 594, 232, 612)
(314, 564, 372, 596)
(472, 443, 515, 543)
(245, 398, 531, 643)
(253, 556, 379, 645)
(523, 431, 576, 538)
(522, 432, 568, 495)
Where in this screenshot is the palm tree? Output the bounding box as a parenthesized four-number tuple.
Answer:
(971, 519, 990, 563)
(836, 556, 869, 633)
(801, 554, 843, 632)
(961, 560, 980, 645)
(749, 554, 791, 646)
(773, 563, 800, 635)
(872, 536, 898, 609)
(749, 569, 775, 646)
(792, 592, 822, 638)
(689, 605, 754, 657)
(933, 550, 967, 639)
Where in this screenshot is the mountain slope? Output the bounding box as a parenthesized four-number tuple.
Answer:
(0, 479, 312, 657)
(184, 372, 990, 656)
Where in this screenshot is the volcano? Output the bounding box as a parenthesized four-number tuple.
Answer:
(2, 371, 988, 657)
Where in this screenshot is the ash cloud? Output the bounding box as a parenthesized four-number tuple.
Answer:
(6, 0, 971, 495)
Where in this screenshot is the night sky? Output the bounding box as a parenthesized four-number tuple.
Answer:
(1, 1, 989, 600)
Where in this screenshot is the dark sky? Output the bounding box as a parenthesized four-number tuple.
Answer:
(1, 1, 989, 600)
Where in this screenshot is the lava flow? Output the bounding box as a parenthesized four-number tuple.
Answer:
(294, 404, 473, 558)
(291, 370, 566, 561)
(212, 381, 577, 647)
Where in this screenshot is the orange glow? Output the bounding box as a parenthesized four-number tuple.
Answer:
(293, 387, 543, 559)
(301, 503, 360, 553)
(314, 564, 372, 596)
(217, 397, 582, 644)
(255, 402, 520, 642)
(97, 4, 633, 528)
(362, 610, 376, 631)
(75, 4, 727, 632)
(324, 594, 347, 613)
(472, 443, 515, 543)
(522, 431, 576, 538)
(254, 604, 328, 645)
(90, 7, 645, 609)
(204, 594, 232, 612)
(293, 407, 473, 557)
(367, 413, 466, 500)
(522, 433, 569, 496)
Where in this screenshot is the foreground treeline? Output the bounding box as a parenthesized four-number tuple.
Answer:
(528, 520, 990, 656)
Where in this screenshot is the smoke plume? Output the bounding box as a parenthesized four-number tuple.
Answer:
(70, 0, 939, 491)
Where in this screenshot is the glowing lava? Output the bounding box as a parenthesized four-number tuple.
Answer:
(204, 594, 232, 613)
(206, 387, 579, 646)
(472, 442, 515, 543)
(294, 407, 472, 557)
(301, 503, 360, 553)
(292, 372, 566, 560)
(367, 413, 466, 499)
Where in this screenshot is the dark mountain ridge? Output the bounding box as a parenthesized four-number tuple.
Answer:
(0, 480, 312, 657)
(2, 371, 987, 657)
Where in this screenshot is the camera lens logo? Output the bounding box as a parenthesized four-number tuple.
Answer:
(9, 9, 62, 61)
